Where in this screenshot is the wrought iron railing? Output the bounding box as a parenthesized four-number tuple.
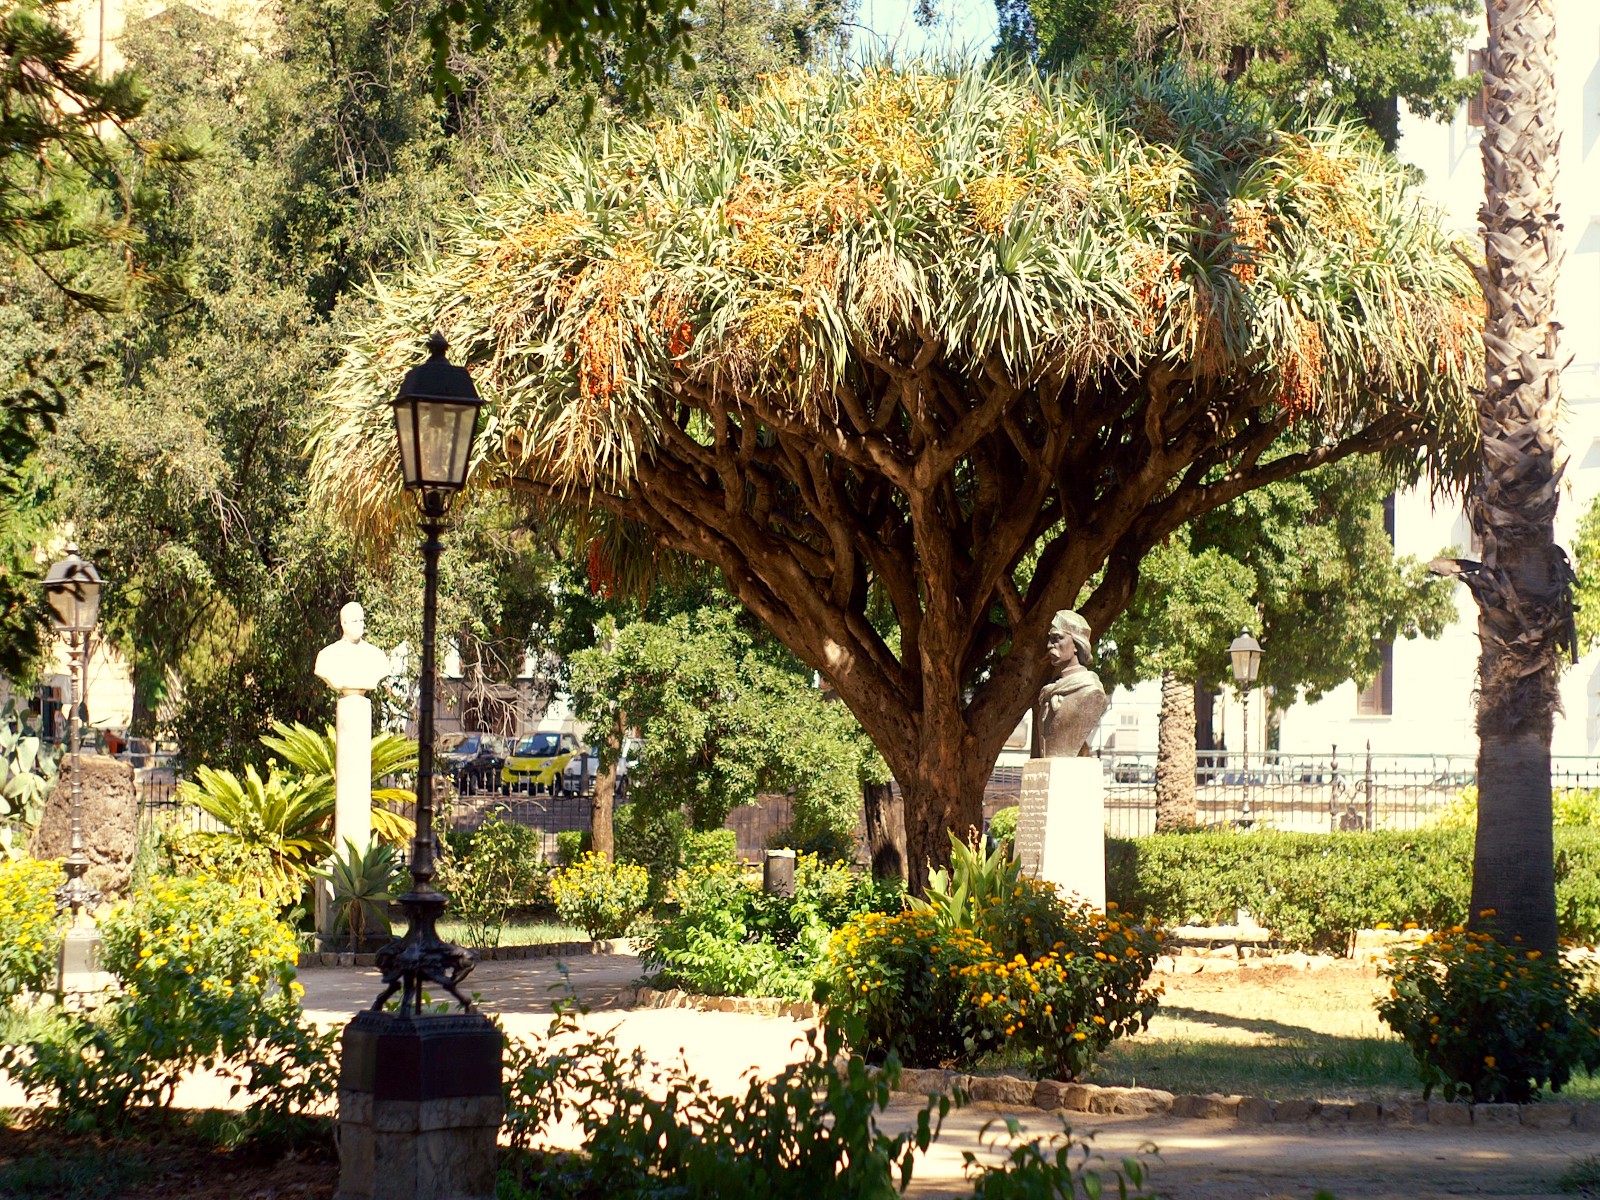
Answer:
(982, 750, 1600, 838)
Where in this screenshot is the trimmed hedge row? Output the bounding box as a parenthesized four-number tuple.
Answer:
(1106, 828, 1600, 953)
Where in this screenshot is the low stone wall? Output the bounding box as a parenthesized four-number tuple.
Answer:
(892, 1070, 1600, 1131)
(298, 938, 634, 969)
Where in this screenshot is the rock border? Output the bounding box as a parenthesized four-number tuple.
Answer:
(297, 937, 634, 969)
(892, 1070, 1600, 1131)
(622, 984, 818, 1020)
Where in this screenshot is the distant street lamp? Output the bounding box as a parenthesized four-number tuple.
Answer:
(337, 333, 500, 1200)
(1229, 629, 1263, 827)
(42, 544, 104, 995)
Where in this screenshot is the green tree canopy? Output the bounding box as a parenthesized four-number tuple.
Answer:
(312, 62, 1482, 887)
(568, 606, 879, 846)
(994, 0, 1479, 148)
(1101, 458, 1457, 701)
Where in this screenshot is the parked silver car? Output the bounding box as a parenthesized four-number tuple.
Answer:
(559, 739, 637, 799)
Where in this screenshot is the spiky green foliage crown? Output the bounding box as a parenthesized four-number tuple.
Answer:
(312, 62, 1480, 532)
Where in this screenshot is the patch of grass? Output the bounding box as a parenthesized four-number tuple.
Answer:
(1089, 965, 1600, 1104)
(0, 999, 55, 1046)
(1559, 1157, 1600, 1197)
(0, 1144, 156, 1200)
(434, 918, 587, 947)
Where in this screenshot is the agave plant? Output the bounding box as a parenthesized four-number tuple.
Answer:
(908, 830, 1023, 932)
(1, 701, 57, 845)
(177, 763, 333, 903)
(315, 839, 402, 952)
(260, 720, 417, 844)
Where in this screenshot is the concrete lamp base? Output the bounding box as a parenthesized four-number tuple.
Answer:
(335, 1010, 503, 1200)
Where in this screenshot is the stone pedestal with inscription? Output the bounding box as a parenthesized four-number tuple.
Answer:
(1014, 757, 1106, 910)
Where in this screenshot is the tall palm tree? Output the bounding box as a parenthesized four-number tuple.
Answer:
(1462, 0, 1570, 953)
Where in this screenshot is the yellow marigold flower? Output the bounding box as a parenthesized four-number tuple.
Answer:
(1073, 1031, 1087, 1041)
(1404, 922, 1418, 930)
(1484, 1056, 1496, 1069)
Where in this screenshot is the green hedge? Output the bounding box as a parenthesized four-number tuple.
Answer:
(1106, 828, 1600, 953)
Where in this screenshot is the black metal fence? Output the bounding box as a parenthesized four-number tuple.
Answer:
(977, 750, 1600, 838)
(134, 749, 1600, 852)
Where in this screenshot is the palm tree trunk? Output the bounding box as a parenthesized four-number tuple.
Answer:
(1154, 671, 1197, 831)
(1468, 0, 1567, 955)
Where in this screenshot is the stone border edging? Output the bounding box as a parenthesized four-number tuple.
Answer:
(297, 937, 635, 969)
(622, 983, 818, 1020)
(890, 1070, 1600, 1131)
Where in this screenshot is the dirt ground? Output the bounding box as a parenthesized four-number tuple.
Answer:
(4, 952, 1596, 1199)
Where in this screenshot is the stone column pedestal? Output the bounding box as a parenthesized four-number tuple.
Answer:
(336, 1010, 503, 1200)
(335, 690, 375, 857)
(1015, 757, 1106, 910)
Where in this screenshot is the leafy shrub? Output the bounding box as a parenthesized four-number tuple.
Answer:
(614, 803, 687, 898)
(1378, 925, 1600, 1102)
(0, 858, 62, 1001)
(827, 835, 1161, 1078)
(1434, 786, 1600, 831)
(435, 815, 543, 948)
(499, 998, 1153, 1200)
(162, 825, 281, 895)
(550, 853, 650, 939)
(1107, 828, 1600, 950)
(555, 830, 592, 867)
(1, 876, 336, 1129)
(988, 806, 1019, 854)
(641, 856, 901, 1000)
(683, 827, 737, 870)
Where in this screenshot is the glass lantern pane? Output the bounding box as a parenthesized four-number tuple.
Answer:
(395, 404, 420, 486)
(78, 583, 100, 630)
(44, 586, 76, 631)
(420, 401, 456, 484)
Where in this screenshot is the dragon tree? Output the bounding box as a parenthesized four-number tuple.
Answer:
(312, 64, 1481, 890)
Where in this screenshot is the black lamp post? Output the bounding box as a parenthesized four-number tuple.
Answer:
(337, 333, 500, 1200)
(42, 545, 104, 922)
(1229, 629, 1263, 827)
(373, 330, 484, 1015)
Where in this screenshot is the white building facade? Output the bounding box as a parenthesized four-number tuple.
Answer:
(1102, 1, 1600, 765)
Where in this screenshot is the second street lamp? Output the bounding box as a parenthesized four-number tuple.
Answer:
(1229, 629, 1263, 828)
(41, 543, 105, 996)
(335, 332, 500, 1200)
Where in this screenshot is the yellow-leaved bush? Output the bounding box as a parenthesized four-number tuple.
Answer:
(0, 857, 62, 1001)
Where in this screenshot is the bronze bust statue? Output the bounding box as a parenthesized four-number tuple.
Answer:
(1037, 610, 1108, 757)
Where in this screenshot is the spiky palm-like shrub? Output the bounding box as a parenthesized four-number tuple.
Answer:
(313, 63, 1481, 889)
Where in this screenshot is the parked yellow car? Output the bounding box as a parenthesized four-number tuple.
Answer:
(500, 730, 579, 793)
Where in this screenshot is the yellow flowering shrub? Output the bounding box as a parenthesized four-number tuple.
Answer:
(2, 875, 334, 1129)
(824, 880, 1162, 1079)
(0, 857, 62, 1000)
(550, 852, 650, 939)
(1377, 919, 1600, 1103)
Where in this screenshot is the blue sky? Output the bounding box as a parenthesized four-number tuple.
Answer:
(852, 0, 999, 59)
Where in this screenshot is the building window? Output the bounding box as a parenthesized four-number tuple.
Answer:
(1467, 49, 1487, 127)
(1356, 642, 1394, 716)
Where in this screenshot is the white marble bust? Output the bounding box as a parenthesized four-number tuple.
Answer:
(314, 602, 392, 694)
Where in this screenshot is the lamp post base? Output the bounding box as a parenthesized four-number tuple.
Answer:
(335, 1009, 503, 1200)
